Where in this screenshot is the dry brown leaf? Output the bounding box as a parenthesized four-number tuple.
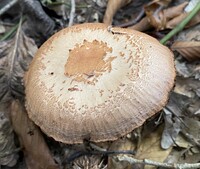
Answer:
(136, 125, 172, 169)
(103, 0, 131, 25)
(129, 16, 153, 31)
(164, 3, 200, 29)
(166, 12, 188, 29)
(145, 1, 187, 30)
(132, 1, 199, 31)
(169, 0, 200, 29)
(144, 0, 172, 30)
(0, 23, 37, 103)
(165, 11, 199, 29)
(11, 100, 59, 169)
(171, 41, 200, 61)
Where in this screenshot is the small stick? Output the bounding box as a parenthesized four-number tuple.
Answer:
(0, 0, 18, 16)
(118, 155, 200, 169)
(117, 9, 145, 28)
(160, 2, 200, 45)
(68, 0, 76, 26)
(64, 150, 135, 164)
(181, 131, 200, 148)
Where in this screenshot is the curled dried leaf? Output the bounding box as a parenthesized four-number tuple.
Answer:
(11, 100, 59, 169)
(0, 26, 37, 103)
(103, 0, 131, 25)
(167, 11, 200, 29)
(171, 41, 200, 61)
(129, 16, 153, 31)
(166, 12, 188, 29)
(145, 1, 187, 30)
(131, 1, 200, 32)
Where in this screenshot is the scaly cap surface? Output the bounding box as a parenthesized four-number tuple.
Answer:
(25, 23, 175, 144)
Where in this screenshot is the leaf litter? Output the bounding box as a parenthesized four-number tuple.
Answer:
(0, 0, 200, 168)
(11, 100, 59, 169)
(0, 18, 38, 168)
(0, 18, 37, 103)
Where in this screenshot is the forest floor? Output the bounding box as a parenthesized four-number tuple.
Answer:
(0, 0, 200, 169)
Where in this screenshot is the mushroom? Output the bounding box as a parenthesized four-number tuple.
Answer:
(24, 23, 175, 144)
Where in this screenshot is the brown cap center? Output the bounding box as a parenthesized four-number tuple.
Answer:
(64, 40, 115, 84)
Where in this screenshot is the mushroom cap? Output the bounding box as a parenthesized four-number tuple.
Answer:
(25, 23, 175, 144)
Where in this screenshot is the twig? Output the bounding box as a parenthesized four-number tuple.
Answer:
(47, 1, 88, 8)
(0, 0, 18, 16)
(117, 155, 200, 169)
(181, 131, 200, 148)
(68, 0, 76, 27)
(117, 9, 145, 28)
(160, 2, 200, 44)
(64, 150, 135, 164)
(0, 21, 15, 26)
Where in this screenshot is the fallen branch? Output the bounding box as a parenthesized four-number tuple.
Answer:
(117, 155, 200, 169)
(68, 0, 76, 26)
(0, 0, 18, 16)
